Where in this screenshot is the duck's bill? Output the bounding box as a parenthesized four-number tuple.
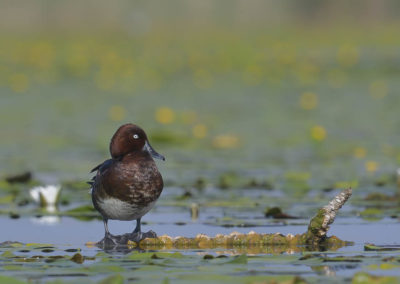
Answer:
(145, 141, 165, 161)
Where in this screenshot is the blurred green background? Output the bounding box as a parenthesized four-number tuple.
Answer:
(1, 0, 400, 188)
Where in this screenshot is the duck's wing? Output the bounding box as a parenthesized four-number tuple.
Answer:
(87, 159, 113, 187)
(90, 159, 111, 173)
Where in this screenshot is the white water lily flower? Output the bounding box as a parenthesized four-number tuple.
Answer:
(29, 185, 61, 212)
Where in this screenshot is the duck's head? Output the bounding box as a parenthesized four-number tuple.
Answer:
(109, 123, 165, 161)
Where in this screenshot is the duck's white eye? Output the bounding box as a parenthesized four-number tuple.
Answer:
(133, 134, 139, 139)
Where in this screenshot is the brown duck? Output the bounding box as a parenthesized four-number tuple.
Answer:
(90, 124, 164, 245)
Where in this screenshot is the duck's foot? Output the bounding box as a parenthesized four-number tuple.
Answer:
(96, 231, 157, 249)
(96, 233, 118, 248)
(128, 230, 157, 243)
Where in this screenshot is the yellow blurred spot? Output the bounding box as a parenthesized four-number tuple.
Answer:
(369, 80, 388, 99)
(365, 161, 378, 173)
(29, 42, 55, 70)
(310, 125, 326, 141)
(155, 107, 175, 124)
(9, 73, 29, 93)
(192, 124, 208, 139)
(212, 134, 239, 149)
(353, 147, 367, 159)
(337, 45, 359, 67)
(242, 65, 263, 86)
(193, 69, 213, 89)
(108, 105, 126, 122)
(299, 92, 318, 110)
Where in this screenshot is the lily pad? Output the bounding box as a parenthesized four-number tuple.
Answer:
(364, 244, 400, 252)
(0, 275, 27, 284)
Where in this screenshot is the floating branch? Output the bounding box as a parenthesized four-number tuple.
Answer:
(90, 188, 353, 251)
(137, 231, 349, 252)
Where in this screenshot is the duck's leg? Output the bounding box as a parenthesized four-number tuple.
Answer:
(97, 218, 118, 247)
(129, 218, 143, 242)
(130, 218, 157, 242)
(133, 218, 141, 234)
(104, 219, 112, 237)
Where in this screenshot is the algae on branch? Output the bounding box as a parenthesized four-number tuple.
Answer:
(94, 188, 353, 251)
(304, 188, 352, 246)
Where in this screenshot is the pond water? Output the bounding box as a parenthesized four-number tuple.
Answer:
(1, 215, 399, 250)
(1, 26, 400, 283)
(1, 184, 399, 283)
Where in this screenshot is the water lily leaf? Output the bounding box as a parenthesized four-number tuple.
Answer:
(368, 263, 400, 270)
(64, 248, 80, 253)
(0, 195, 14, 204)
(9, 242, 23, 248)
(99, 274, 124, 284)
(127, 251, 183, 260)
(226, 254, 247, 264)
(1, 250, 15, 258)
(62, 180, 91, 190)
(364, 244, 400, 251)
(26, 243, 54, 248)
(94, 251, 108, 258)
(63, 205, 100, 221)
(360, 208, 383, 217)
(352, 272, 399, 284)
(175, 273, 234, 282)
(3, 265, 24, 271)
(322, 256, 362, 263)
(87, 264, 125, 273)
(0, 275, 27, 284)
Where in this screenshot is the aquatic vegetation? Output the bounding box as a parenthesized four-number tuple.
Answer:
(4, 172, 32, 184)
(264, 207, 299, 219)
(0, 240, 399, 283)
(1, 6, 400, 282)
(364, 244, 400, 252)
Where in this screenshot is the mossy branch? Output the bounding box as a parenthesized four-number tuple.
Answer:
(304, 188, 352, 246)
(90, 188, 353, 251)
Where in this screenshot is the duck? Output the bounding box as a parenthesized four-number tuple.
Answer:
(89, 124, 164, 245)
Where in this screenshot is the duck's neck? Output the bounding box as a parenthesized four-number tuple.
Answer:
(119, 150, 151, 161)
